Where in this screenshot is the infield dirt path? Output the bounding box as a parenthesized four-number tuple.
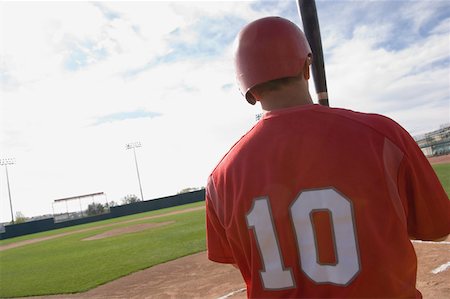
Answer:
(29, 238, 450, 299)
(30, 238, 450, 299)
(427, 153, 450, 165)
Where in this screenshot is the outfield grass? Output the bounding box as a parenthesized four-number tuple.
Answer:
(0, 202, 206, 298)
(432, 163, 450, 197)
(0, 201, 205, 246)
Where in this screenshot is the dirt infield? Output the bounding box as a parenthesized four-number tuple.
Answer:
(8, 199, 449, 298)
(81, 221, 174, 241)
(413, 239, 450, 298)
(33, 252, 245, 299)
(428, 153, 450, 165)
(29, 238, 450, 299)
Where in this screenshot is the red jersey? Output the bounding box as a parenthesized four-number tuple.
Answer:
(206, 104, 450, 298)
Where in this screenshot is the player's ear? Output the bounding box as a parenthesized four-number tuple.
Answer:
(303, 55, 312, 80)
(248, 87, 261, 102)
(247, 92, 258, 104)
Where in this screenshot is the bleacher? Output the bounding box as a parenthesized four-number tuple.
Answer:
(414, 124, 450, 157)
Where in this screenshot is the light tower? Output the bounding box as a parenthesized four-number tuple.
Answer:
(125, 142, 144, 201)
(0, 158, 16, 223)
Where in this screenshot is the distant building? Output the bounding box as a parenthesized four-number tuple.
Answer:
(414, 124, 450, 157)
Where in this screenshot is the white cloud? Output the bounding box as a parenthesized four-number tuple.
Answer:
(0, 1, 249, 221)
(316, 1, 449, 134)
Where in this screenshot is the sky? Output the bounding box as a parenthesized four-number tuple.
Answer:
(0, 0, 449, 223)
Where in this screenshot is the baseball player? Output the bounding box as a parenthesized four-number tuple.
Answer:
(206, 17, 450, 298)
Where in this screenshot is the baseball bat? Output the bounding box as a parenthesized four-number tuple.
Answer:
(297, 0, 329, 106)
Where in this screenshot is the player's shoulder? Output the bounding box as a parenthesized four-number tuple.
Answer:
(321, 106, 417, 158)
(321, 106, 407, 139)
(320, 105, 391, 124)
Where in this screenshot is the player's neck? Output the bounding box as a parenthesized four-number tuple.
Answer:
(260, 85, 313, 112)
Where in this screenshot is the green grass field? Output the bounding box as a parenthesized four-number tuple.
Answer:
(0, 201, 206, 298)
(432, 163, 450, 196)
(0, 164, 448, 298)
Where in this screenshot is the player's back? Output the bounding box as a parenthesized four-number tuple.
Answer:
(209, 104, 428, 298)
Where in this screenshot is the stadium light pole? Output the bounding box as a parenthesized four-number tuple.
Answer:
(126, 142, 144, 201)
(0, 158, 16, 224)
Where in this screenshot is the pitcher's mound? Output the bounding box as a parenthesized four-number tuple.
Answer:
(82, 221, 174, 241)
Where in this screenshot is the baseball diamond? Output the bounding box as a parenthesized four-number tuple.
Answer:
(1, 2, 449, 299)
(22, 238, 450, 299)
(0, 167, 448, 298)
(3, 155, 449, 299)
(14, 224, 450, 299)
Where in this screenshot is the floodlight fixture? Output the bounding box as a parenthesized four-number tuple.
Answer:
(125, 142, 144, 201)
(126, 142, 141, 150)
(0, 158, 15, 166)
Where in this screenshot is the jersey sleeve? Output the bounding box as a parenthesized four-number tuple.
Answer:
(397, 130, 450, 240)
(206, 175, 235, 264)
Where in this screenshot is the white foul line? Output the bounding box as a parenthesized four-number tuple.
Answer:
(216, 240, 449, 292)
(411, 240, 450, 245)
(217, 288, 246, 299)
(411, 240, 450, 274)
(431, 262, 450, 274)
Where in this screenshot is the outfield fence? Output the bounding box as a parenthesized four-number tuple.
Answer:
(0, 189, 205, 240)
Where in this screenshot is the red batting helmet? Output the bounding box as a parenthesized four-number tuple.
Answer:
(233, 16, 312, 105)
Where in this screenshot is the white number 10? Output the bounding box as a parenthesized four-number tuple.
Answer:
(246, 188, 361, 290)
